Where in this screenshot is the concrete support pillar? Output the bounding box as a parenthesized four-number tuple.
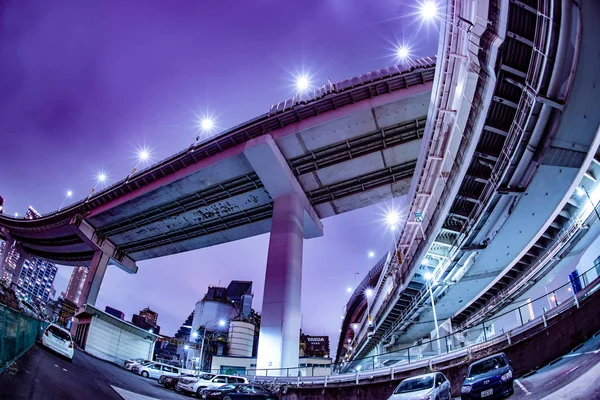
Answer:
(79, 251, 109, 306)
(256, 193, 304, 374)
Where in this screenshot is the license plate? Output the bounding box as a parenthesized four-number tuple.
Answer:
(481, 388, 493, 397)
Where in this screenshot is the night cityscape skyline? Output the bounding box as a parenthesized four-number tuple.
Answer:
(0, 0, 436, 351)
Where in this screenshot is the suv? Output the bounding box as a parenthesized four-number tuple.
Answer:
(177, 373, 248, 396)
(134, 361, 182, 379)
(461, 353, 514, 399)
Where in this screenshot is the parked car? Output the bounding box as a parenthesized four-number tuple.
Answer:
(134, 361, 182, 379)
(200, 383, 279, 399)
(40, 323, 74, 361)
(461, 353, 514, 399)
(176, 374, 248, 397)
(124, 358, 151, 370)
(158, 373, 195, 390)
(388, 372, 451, 400)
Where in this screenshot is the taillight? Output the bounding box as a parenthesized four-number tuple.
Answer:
(68, 342, 73, 348)
(44, 330, 49, 336)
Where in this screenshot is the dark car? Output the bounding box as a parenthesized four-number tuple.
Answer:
(461, 353, 514, 399)
(200, 384, 279, 400)
(158, 373, 193, 390)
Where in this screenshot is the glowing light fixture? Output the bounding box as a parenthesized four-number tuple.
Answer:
(296, 74, 310, 93)
(346, 287, 353, 293)
(367, 250, 376, 259)
(424, 271, 433, 281)
(66, 190, 73, 197)
(184, 344, 189, 350)
(386, 210, 400, 228)
(365, 288, 374, 298)
(192, 331, 199, 338)
(200, 117, 215, 132)
(218, 319, 226, 327)
(420, 1, 438, 20)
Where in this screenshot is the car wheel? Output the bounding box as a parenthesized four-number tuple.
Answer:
(141, 371, 149, 378)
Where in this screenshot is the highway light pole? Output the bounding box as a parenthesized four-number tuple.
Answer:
(425, 272, 441, 354)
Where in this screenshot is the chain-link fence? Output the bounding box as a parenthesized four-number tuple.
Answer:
(0, 303, 47, 374)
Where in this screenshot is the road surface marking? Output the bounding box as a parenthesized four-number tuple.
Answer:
(563, 349, 599, 358)
(54, 364, 59, 368)
(111, 386, 162, 400)
(515, 379, 532, 395)
(62, 368, 68, 372)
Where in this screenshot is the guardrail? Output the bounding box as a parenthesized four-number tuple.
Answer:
(0, 304, 47, 374)
(224, 261, 599, 384)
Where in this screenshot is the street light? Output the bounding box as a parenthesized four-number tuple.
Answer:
(58, 190, 73, 212)
(424, 272, 441, 353)
(195, 319, 228, 371)
(386, 210, 400, 230)
(367, 250, 376, 259)
(419, 1, 439, 21)
(130, 147, 153, 176)
(88, 170, 109, 198)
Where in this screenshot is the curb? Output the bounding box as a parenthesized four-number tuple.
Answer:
(522, 369, 537, 378)
(549, 356, 563, 366)
(570, 343, 584, 353)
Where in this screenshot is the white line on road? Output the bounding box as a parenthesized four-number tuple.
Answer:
(111, 386, 162, 400)
(515, 379, 532, 395)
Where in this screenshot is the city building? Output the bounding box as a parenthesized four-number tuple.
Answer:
(0, 195, 4, 214)
(16, 257, 57, 303)
(23, 206, 41, 220)
(132, 307, 161, 334)
(211, 331, 332, 376)
(139, 307, 158, 326)
(64, 267, 88, 306)
(0, 240, 20, 285)
(105, 306, 125, 320)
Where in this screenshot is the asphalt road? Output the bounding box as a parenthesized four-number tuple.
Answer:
(507, 332, 600, 400)
(0, 344, 186, 400)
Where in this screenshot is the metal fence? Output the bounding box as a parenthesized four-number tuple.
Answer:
(0, 304, 47, 374)
(225, 261, 599, 383)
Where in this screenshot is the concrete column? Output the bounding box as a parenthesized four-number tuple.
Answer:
(79, 251, 109, 306)
(256, 193, 304, 374)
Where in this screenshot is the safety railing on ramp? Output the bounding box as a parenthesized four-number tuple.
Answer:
(0, 304, 47, 374)
(221, 262, 599, 387)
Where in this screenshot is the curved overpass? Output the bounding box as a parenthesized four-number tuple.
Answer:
(338, 0, 600, 368)
(1, 58, 437, 373)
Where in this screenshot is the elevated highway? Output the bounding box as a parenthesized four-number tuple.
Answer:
(338, 0, 600, 368)
(0, 58, 437, 372)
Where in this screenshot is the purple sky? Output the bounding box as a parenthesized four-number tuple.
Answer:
(0, 0, 437, 353)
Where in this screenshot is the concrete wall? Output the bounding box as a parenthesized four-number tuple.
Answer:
(283, 282, 600, 399)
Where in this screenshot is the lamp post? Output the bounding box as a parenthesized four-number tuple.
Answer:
(424, 272, 441, 354)
(58, 190, 73, 212)
(195, 319, 227, 372)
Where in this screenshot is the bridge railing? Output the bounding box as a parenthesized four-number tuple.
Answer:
(0, 303, 47, 374)
(231, 261, 599, 383)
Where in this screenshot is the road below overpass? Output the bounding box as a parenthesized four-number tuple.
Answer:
(0, 345, 185, 400)
(1, 334, 599, 400)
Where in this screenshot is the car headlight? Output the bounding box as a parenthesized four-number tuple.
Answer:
(188, 378, 199, 383)
(501, 370, 513, 381)
(461, 385, 472, 394)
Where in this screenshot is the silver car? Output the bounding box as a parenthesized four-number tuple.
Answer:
(388, 372, 451, 400)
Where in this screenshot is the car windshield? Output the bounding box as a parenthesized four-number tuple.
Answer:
(469, 356, 507, 377)
(394, 376, 434, 393)
(198, 373, 215, 380)
(47, 326, 71, 341)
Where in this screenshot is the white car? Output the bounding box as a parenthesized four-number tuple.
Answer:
(388, 372, 451, 400)
(124, 358, 151, 370)
(134, 361, 182, 379)
(40, 323, 74, 361)
(176, 373, 248, 397)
